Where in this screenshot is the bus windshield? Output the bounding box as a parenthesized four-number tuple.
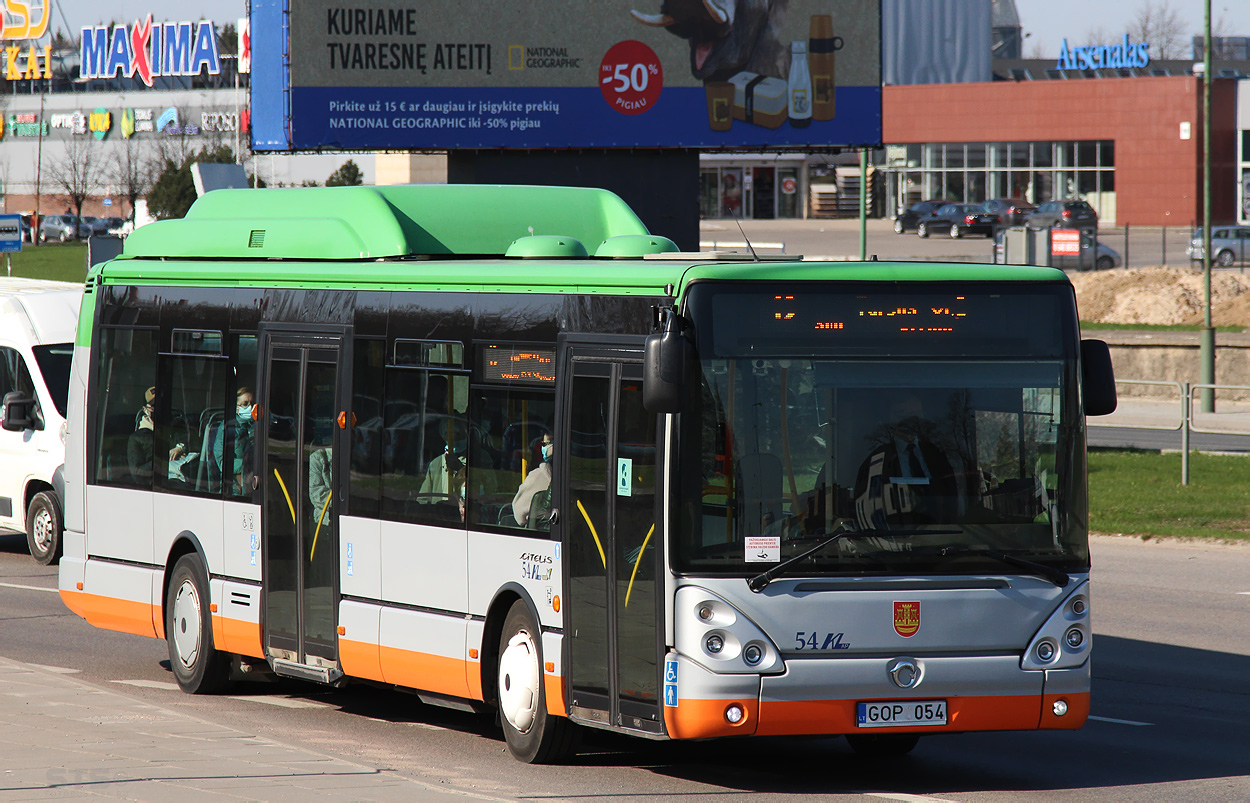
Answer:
(675, 282, 1089, 577)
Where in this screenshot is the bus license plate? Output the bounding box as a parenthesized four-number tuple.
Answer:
(857, 699, 947, 728)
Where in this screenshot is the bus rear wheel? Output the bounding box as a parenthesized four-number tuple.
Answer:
(845, 733, 920, 757)
(497, 600, 577, 763)
(26, 491, 62, 566)
(166, 553, 231, 694)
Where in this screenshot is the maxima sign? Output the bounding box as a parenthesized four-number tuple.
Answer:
(1056, 34, 1150, 71)
(81, 14, 222, 85)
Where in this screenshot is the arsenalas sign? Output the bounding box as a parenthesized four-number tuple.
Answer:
(81, 14, 221, 86)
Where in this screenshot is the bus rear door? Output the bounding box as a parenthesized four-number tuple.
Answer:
(258, 325, 350, 683)
(558, 336, 664, 735)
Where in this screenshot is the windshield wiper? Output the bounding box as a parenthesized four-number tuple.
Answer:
(937, 545, 1070, 588)
(747, 527, 955, 592)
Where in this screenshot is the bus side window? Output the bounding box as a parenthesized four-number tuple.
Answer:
(156, 343, 229, 495)
(469, 388, 555, 530)
(349, 338, 385, 518)
(92, 327, 158, 487)
(380, 367, 470, 525)
(222, 335, 259, 498)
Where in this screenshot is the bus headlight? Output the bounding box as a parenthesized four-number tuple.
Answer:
(675, 586, 784, 674)
(1022, 580, 1090, 671)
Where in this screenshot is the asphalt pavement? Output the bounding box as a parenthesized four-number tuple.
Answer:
(0, 657, 471, 801)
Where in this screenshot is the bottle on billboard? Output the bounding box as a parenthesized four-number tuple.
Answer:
(809, 14, 843, 121)
(788, 41, 812, 128)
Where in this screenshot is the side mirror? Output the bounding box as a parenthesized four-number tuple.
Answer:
(1, 390, 41, 432)
(1081, 339, 1117, 417)
(644, 312, 693, 414)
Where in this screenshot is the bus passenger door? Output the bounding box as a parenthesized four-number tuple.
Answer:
(258, 327, 349, 682)
(559, 339, 663, 735)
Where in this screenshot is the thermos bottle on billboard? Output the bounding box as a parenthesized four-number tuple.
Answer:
(788, 41, 812, 128)
(809, 14, 842, 121)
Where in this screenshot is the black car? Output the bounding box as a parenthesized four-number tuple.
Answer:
(892, 200, 943, 234)
(916, 203, 999, 239)
(981, 198, 1037, 226)
(1026, 200, 1098, 230)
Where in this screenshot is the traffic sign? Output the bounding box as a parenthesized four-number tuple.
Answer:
(0, 214, 23, 253)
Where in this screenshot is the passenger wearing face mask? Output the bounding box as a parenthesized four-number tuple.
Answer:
(212, 387, 256, 495)
(511, 435, 553, 528)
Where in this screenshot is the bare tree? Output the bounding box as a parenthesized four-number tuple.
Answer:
(109, 138, 153, 222)
(45, 136, 104, 220)
(1127, 1, 1187, 60)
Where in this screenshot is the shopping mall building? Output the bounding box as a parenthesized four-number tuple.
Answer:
(2, 1, 1248, 227)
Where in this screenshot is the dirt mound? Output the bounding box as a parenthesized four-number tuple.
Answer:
(1070, 267, 1250, 326)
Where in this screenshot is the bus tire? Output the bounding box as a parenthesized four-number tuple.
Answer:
(26, 491, 62, 566)
(845, 733, 920, 757)
(497, 600, 577, 763)
(166, 553, 231, 694)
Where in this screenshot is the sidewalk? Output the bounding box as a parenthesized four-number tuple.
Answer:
(1099, 396, 1250, 433)
(0, 658, 474, 801)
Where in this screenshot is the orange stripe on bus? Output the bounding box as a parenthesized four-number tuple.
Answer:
(545, 673, 566, 718)
(217, 616, 264, 659)
(663, 697, 759, 740)
(1041, 692, 1090, 729)
(59, 589, 158, 640)
(755, 694, 1043, 736)
(339, 638, 385, 683)
(379, 644, 473, 700)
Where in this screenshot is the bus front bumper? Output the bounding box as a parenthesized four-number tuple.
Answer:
(662, 653, 1089, 740)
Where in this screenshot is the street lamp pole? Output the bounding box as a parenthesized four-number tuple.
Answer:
(1199, 0, 1215, 412)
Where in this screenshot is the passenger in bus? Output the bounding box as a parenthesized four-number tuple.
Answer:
(853, 392, 959, 529)
(212, 387, 255, 495)
(512, 434, 554, 527)
(309, 446, 332, 519)
(418, 423, 496, 517)
(126, 387, 158, 485)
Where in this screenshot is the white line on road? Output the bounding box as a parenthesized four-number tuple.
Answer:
(0, 581, 60, 593)
(867, 793, 958, 802)
(1089, 714, 1153, 726)
(227, 695, 333, 709)
(1236, 591, 1250, 596)
(112, 679, 180, 691)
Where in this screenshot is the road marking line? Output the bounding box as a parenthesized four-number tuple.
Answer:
(1236, 591, 1250, 596)
(112, 679, 180, 691)
(227, 695, 333, 709)
(0, 581, 60, 593)
(867, 794, 956, 802)
(27, 664, 81, 674)
(1089, 714, 1153, 726)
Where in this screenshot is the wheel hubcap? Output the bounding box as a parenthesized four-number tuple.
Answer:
(31, 509, 53, 552)
(171, 580, 201, 669)
(499, 630, 540, 733)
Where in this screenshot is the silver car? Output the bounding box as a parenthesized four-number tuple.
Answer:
(1187, 226, 1250, 267)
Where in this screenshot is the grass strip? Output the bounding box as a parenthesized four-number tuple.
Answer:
(3, 243, 89, 283)
(1089, 448, 1250, 541)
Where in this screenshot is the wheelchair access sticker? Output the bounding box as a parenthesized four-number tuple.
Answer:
(664, 658, 678, 706)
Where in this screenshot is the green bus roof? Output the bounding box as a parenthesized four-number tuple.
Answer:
(121, 184, 653, 260)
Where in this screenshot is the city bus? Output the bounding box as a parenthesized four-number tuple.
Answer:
(59, 184, 1116, 763)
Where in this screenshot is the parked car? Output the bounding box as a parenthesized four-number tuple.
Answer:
(81, 216, 112, 236)
(1187, 226, 1250, 267)
(1026, 200, 1098, 230)
(892, 200, 943, 234)
(38, 214, 89, 243)
(981, 198, 1037, 226)
(917, 202, 999, 238)
(995, 228, 1121, 270)
(101, 216, 127, 234)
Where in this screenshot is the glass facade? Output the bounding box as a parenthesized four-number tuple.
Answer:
(699, 164, 806, 220)
(886, 140, 1116, 223)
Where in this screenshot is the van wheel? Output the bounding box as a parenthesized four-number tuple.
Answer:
(26, 491, 62, 566)
(497, 600, 577, 763)
(893, 219, 904, 234)
(1216, 250, 1235, 267)
(949, 224, 961, 239)
(1096, 255, 1114, 270)
(917, 223, 929, 239)
(846, 733, 920, 757)
(166, 553, 231, 694)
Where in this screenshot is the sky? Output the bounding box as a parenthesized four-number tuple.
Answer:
(40, 0, 1250, 56)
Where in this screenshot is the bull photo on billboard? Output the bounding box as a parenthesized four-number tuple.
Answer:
(631, 0, 790, 81)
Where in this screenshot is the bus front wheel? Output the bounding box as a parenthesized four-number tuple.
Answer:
(845, 733, 920, 757)
(497, 600, 577, 763)
(166, 553, 231, 694)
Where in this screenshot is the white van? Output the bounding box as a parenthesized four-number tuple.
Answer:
(0, 279, 81, 564)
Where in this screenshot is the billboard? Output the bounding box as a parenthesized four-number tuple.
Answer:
(253, 0, 881, 152)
